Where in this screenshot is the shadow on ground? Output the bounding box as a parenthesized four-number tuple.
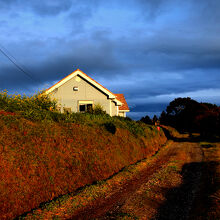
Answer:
(154, 161, 219, 220)
(161, 127, 220, 143)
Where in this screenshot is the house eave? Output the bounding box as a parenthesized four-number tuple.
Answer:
(111, 98, 123, 106)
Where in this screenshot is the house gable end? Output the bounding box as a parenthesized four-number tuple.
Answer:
(46, 69, 116, 99)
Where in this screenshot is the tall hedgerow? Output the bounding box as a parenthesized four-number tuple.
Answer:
(0, 90, 148, 136)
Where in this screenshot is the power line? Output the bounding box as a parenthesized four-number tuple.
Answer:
(0, 44, 40, 83)
(0, 43, 20, 64)
(0, 43, 38, 80)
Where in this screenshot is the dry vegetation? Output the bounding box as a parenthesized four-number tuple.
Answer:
(0, 91, 167, 219)
(20, 140, 204, 219)
(1, 91, 219, 219)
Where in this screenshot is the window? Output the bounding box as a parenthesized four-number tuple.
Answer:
(79, 105, 86, 112)
(78, 101, 93, 112)
(87, 104, 93, 112)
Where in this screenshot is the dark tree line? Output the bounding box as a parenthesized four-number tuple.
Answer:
(140, 115, 158, 125)
(141, 97, 220, 138)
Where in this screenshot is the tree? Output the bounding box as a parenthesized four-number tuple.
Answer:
(160, 97, 220, 137)
(194, 104, 220, 138)
(164, 97, 200, 132)
(159, 111, 167, 124)
(152, 115, 158, 124)
(140, 115, 153, 125)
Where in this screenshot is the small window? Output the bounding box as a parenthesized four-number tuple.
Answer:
(79, 104, 93, 112)
(79, 105, 86, 112)
(87, 104, 93, 112)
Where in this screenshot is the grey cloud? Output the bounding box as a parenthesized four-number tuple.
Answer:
(119, 70, 220, 104)
(0, 0, 100, 17)
(0, 0, 72, 15)
(114, 30, 220, 73)
(131, 103, 167, 113)
(29, 0, 101, 17)
(0, 36, 124, 93)
(36, 52, 122, 83)
(0, 0, 15, 10)
(134, 0, 180, 19)
(27, 0, 73, 16)
(0, 65, 38, 93)
(2, 31, 220, 96)
(1, 0, 220, 120)
(191, 0, 220, 26)
(135, 0, 220, 23)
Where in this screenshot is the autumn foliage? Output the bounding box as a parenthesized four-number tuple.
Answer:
(0, 106, 166, 218)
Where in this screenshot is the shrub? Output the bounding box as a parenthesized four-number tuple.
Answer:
(0, 90, 148, 136)
(103, 122, 116, 134)
(0, 90, 57, 121)
(89, 103, 106, 115)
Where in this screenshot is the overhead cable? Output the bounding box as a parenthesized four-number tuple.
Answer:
(0, 44, 40, 83)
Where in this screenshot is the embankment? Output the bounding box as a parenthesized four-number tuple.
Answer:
(0, 113, 166, 219)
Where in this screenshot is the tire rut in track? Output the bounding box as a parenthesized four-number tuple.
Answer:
(71, 142, 203, 219)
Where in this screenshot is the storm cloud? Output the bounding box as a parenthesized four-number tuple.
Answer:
(0, 0, 220, 119)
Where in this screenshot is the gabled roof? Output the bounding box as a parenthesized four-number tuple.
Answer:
(45, 69, 122, 105)
(115, 94, 130, 111)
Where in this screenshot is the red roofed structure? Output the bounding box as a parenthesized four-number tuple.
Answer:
(45, 69, 130, 117)
(114, 94, 130, 117)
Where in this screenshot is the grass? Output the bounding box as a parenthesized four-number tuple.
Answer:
(0, 90, 167, 219)
(18, 143, 172, 220)
(22, 140, 193, 220)
(9, 121, 219, 219)
(161, 125, 189, 139)
(0, 90, 148, 137)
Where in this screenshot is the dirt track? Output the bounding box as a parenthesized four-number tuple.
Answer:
(18, 129, 220, 219)
(71, 141, 204, 219)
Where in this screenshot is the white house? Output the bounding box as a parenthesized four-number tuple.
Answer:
(45, 69, 130, 117)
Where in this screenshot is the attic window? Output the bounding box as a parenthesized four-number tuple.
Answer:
(73, 86, 79, 91)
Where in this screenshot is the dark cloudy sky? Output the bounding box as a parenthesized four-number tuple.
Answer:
(0, 0, 220, 119)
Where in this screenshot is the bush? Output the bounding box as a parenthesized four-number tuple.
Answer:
(0, 90, 57, 121)
(89, 103, 107, 115)
(103, 122, 116, 134)
(0, 90, 148, 137)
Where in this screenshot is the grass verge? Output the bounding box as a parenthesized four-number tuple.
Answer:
(0, 112, 166, 219)
(18, 142, 173, 219)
